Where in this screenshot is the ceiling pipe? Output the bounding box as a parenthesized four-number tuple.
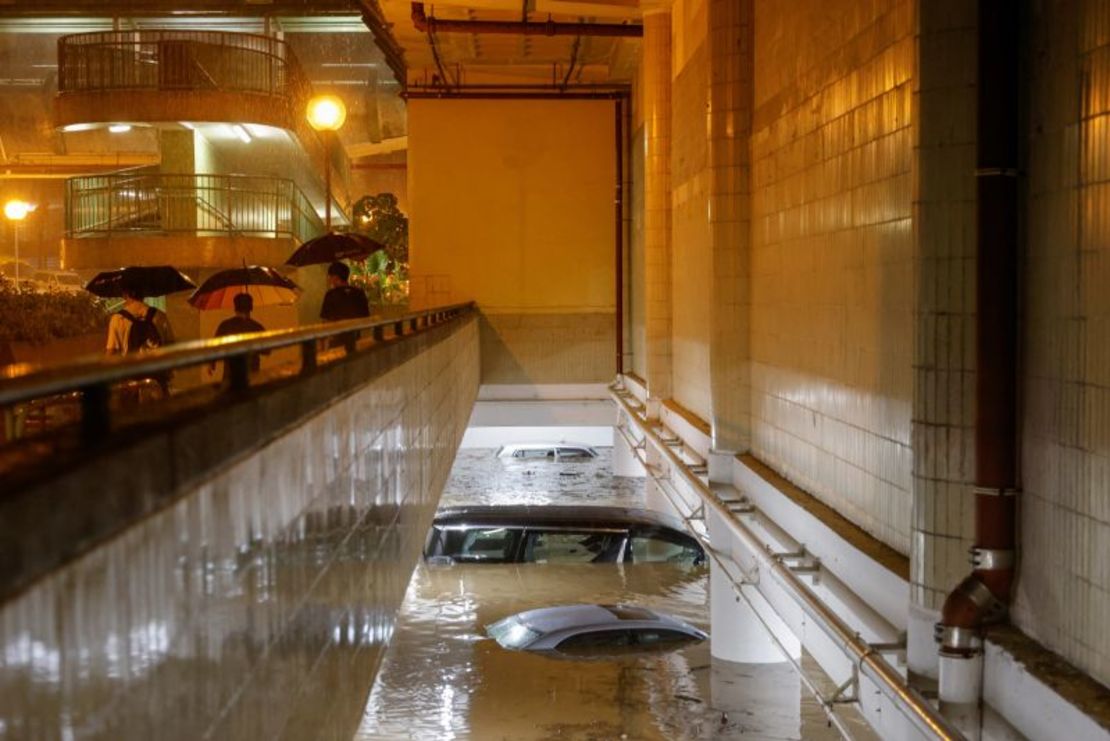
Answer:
(411, 2, 642, 38)
(936, 0, 1022, 712)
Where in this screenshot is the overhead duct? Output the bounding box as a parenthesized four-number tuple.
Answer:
(411, 2, 643, 38)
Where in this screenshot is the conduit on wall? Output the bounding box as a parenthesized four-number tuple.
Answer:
(937, 0, 1021, 674)
(411, 2, 643, 38)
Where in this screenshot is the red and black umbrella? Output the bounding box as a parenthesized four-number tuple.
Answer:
(188, 266, 302, 311)
(85, 266, 195, 298)
(285, 232, 384, 267)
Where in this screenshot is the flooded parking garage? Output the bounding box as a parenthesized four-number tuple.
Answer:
(357, 448, 876, 740)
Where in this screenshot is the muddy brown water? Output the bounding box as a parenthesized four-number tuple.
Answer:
(356, 450, 874, 740)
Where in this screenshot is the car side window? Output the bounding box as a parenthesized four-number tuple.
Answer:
(627, 530, 704, 565)
(556, 629, 634, 650)
(556, 447, 592, 460)
(634, 628, 696, 646)
(515, 448, 554, 460)
(442, 527, 520, 562)
(523, 531, 624, 563)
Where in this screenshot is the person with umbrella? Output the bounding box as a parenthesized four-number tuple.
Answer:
(106, 284, 175, 355)
(89, 266, 194, 399)
(320, 261, 370, 354)
(210, 293, 267, 377)
(187, 265, 301, 379)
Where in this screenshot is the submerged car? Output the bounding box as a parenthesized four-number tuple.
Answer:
(487, 604, 707, 655)
(424, 505, 706, 566)
(496, 442, 598, 461)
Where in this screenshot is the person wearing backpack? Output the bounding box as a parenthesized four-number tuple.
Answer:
(105, 286, 175, 355)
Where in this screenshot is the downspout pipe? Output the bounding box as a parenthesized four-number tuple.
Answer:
(411, 2, 643, 38)
(936, 0, 1021, 678)
(615, 97, 624, 375)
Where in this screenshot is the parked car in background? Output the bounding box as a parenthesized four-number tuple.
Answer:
(487, 603, 707, 655)
(31, 270, 84, 294)
(424, 505, 706, 566)
(496, 442, 597, 461)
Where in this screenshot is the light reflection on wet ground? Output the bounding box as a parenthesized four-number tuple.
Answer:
(358, 448, 875, 740)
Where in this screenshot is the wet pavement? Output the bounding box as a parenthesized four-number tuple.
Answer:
(357, 449, 874, 740)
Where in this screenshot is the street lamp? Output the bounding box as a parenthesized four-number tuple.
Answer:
(306, 94, 347, 232)
(4, 199, 35, 286)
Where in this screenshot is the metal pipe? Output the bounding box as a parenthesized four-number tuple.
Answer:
(938, 0, 1021, 653)
(410, 2, 642, 38)
(614, 97, 624, 375)
(612, 390, 964, 740)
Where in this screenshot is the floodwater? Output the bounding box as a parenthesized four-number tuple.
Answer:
(356, 449, 874, 740)
(439, 448, 645, 509)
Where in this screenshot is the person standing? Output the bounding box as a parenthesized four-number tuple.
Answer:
(213, 292, 267, 375)
(106, 285, 174, 355)
(105, 283, 175, 397)
(320, 261, 370, 353)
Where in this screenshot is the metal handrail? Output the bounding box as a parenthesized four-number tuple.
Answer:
(610, 388, 964, 741)
(65, 171, 325, 242)
(0, 303, 474, 441)
(57, 29, 312, 101)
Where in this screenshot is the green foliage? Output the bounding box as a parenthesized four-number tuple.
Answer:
(351, 192, 408, 263)
(350, 250, 409, 306)
(0, 277, 109, 343)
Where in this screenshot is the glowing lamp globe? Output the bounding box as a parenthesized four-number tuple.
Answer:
(306, 95, 347, 132)
(3, 199, 34, 222)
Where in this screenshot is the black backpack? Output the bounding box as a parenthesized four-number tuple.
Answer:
(119, 307, 163, 352)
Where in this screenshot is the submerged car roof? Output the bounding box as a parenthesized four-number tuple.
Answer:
(432, 505, 690, 532)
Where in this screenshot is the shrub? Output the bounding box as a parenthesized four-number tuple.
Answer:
(0, 277, 109, 344)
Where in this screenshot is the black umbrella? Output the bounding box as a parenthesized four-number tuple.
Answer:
(188, 266, 302, 310)
(85, 266, 196, 298)
(285, 232, 384, 267)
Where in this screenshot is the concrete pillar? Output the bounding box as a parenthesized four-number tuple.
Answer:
(158, 129, 198, 233)
(707, 508, 795, 663)
(641, 6, 673, 406)
(707, 0, 753, 455)
(908, 0, 978, 678)
(643, 444, 672, 516)
(612, 419, 645, 477)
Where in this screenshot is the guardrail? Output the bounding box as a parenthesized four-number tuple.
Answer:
(0, 302, 474, 445)
(57, 29, 312, 102)
(65, 171, 325, 242)
(610, 385, 964, 741)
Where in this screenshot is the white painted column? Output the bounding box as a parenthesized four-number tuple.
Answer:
(707, 508, 798, 663)
(613, 414, 646, 478)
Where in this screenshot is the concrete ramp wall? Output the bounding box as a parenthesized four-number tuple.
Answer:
(0, 317, 479, 739)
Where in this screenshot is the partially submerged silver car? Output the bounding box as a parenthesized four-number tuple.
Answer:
(487, 604, 707, 655)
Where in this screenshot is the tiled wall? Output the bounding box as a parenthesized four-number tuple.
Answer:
(748, 0, 915, 552)
(0, 321, 479, 739)
(670, 0, 714, 423)
(1013, 0, 1110, 687)
(909, 0, 978, 612)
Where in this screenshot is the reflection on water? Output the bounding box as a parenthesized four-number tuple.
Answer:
(357, 562, 857, 740)
(441, 448, 645, 509)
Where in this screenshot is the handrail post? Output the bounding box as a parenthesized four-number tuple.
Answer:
(372, 325, 384, 342)
(394, 320, 404, 337)
(79, 384, 111, 443)
(409, 317, 418, 332)
(300, 339, 317, 375)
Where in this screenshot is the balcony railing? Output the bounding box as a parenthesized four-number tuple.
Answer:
(57, 30, 312, 104)
(65, 170, 325, 243)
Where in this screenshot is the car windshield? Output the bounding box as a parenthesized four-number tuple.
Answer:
(487, 617, 542, 649)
